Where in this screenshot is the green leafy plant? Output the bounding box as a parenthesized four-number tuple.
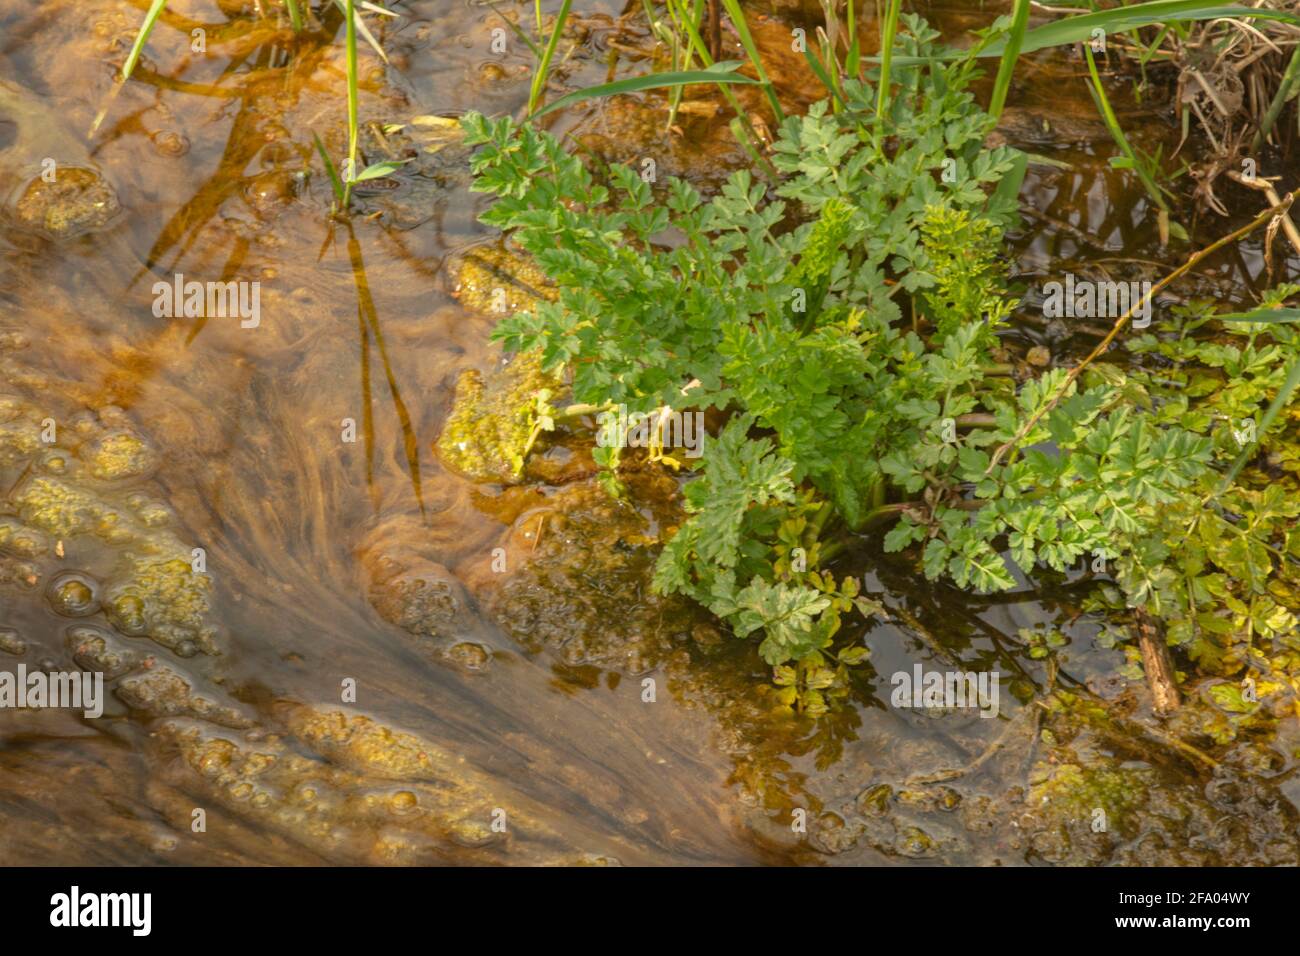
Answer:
(461, 13, 1300, 714)
(1080, 286, 1300, 677)
(462, 17, 1024, 708)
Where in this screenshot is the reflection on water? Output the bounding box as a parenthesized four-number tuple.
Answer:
(0, 0, 1297, 866)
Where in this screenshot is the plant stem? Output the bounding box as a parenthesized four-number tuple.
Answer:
(846, 0, 860, 76)
(859, 500, 921, 528)
(707, 0, 721, 60)
(1219, 356, 1300, 491)
(122, 0, 169, 82)
(556, 402, 611, 420)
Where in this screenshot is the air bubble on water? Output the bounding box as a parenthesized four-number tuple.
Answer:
(45, 570, 100, 617)
(389, 791, 418, 815)
(0, 627, 26, 656)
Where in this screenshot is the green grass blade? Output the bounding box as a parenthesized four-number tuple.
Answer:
(800, 38, 845, 107)
(313, 132, 346, 205)
(343, 0, 359, 209)
(528, 0, 573, 116)
(1252, 43, 1300, 151)
(1083, 43, 1167, 211)
(530, 65, 759, 119)
(876, 0, 902, 121)
(1013, 1, 1300, 55)
(285, 0, 305, 31)
(846, 0, 860, 76)
(880, 2, 1300, 66)
(1217, 307, 1300, 323)
(655, 2, 773, 164)
(988, 0, 1031, 121)
(719, 0, 784, 123)
(353, 159, 410, 183)
(332, 0, 388, 64)
(122, 0, 169, 82)
(991, 147, 1029, 214)
(486, 1, 543, 59)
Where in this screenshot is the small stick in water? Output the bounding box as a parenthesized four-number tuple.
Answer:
(1134, 609, 1180, 716)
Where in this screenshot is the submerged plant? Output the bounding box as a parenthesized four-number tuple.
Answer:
(106, 0, 404, 213)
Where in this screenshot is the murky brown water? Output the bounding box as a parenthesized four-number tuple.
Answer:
(2, 0, 1299, 866)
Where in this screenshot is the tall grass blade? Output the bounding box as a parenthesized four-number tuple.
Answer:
(719, 0, 784, 122)
(122, 0, 170, 82)
(1012, 1, 1300, 55)
(530, 64, 759, 119)
(528, 0, 573, 116)
(653, 3, 772, 162)
(313, 132, 346, 206)
(1252, 43, 1300, 151)
(332, 0, 389, 64)
(485, 1, 543, 59)
(882, 1, 1300, 66)
(1083, 43, 1167, 212)
(845, 0, 860, 77)
(876, 0, 901, 121)
(988, 0, 1031, 122)
(343, 0, 359, 209)
(801, 40, 845, 108)
(89, 0, 168, 136)
(991, 148, 1029, 217)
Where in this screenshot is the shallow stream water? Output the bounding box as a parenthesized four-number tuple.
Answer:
(1, 0, 1299, 865)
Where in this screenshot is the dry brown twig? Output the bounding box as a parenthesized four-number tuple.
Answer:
(1227, 168, 1300, 260)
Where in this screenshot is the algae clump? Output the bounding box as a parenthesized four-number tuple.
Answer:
(104, 551, 217, 657)
(83, 431, 158, 481)
(435, 351, 562, 484)
(12, 166, 121, 239)
(452, 244, 554, 316)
